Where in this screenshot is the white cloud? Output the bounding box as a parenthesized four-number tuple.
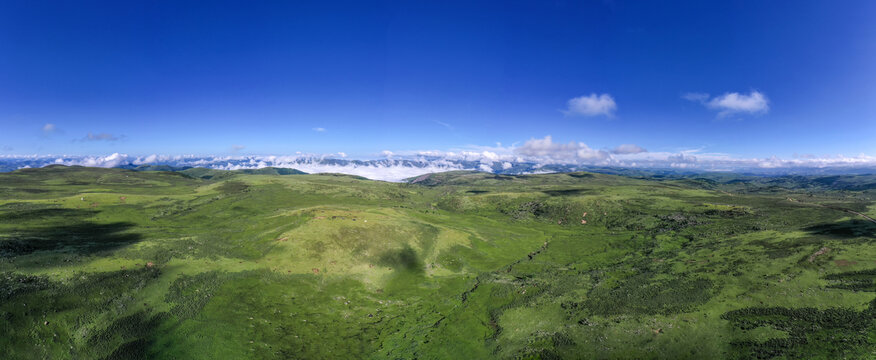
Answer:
(708, 91, 769, 116)
(313, 127, 326, 132)
(52, 153, 131, 168)
(502, 161, 513, 170)
(140, 154, 158, 164)
(42, 123, 58, 134)
(231, 145, 245, 152)
(685, 91, 769, 117)
(564, 93, 617, 117)
(515, 136, 610, 163)
(381, 150, 394, 158)
(516, 136, 577, 158)
(611, 144, 647, 154)
(478, 163, 493, 172)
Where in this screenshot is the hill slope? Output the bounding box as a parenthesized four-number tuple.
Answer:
(1, 166, 874, 359)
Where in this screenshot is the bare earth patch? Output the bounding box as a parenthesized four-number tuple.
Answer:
(808, 247, 830, 262)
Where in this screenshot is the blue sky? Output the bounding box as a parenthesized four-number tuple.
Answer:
(1, 0, 875, 162)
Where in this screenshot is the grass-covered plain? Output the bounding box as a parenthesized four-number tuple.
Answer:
(1, 165, 874, 359)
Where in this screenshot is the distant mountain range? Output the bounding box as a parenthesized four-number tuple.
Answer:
(1, 155, 875, 182)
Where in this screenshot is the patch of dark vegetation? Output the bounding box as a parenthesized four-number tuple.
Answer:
(502, 200, 583, 223)
(541, 188, 591, 197)
(316, 173, 369, 180)
(750, 237, 824, 259)
(466, 190, 490, 194)
(235, 167, 306, 176)
(722, 300, 876, 359)
(89, 311, 168, 359)
(824, 269, 876, 292)
(18, 188, 51, 194)
(578, 272, 714, 315)
(0, 202, 59, 211)
(498, 198, 668, 232)
(165, 271, 225, 319)
(566, 172, 594, 179)
(0, 267, 162, 358)
(703, 207, 750, 218)
(656, 213, 704, 231)
(807, 176, 876, 191)
(131, 164, 191, 172)
(672, 178, 719, 190)
(510, 332, 573, 360)
(102, 338, 151, 360)
(804, 219, 876, 238)
(812, 176, 842, 186)
(845, 183, 876, 191)
(0, 207, 91, 222)
(488, 175, 515, 181)
(217, 181, 249, 194)
(503, 201, 547, 220)
(0, 272, 51, 300)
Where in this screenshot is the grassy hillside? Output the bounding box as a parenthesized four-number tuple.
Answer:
(1, 166, 874, 359)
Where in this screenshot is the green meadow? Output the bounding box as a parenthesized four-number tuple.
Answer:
(1, 165, 874, 359)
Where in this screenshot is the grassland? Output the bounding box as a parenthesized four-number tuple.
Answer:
(1, 165, 874, 359)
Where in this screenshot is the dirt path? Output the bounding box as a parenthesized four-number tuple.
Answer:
(832, 207, 876, 223)
(788, 198, 876, 224)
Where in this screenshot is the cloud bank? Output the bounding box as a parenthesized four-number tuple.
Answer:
(2, 135, 874, 181)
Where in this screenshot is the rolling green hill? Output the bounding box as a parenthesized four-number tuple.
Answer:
(1, 166, 874, 359)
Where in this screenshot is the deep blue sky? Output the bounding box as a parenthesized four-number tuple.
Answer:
(1, 0, 874, 158)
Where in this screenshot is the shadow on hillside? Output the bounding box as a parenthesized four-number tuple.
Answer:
(566, 173, 594, 179)
(804, 219, 876, 239)
(0, 208, 142, 257)
(1, 222, 142, 257)
(377, 245, 424, 274)
(0, 208, 97, 222)
(542, 188, 592, 197)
